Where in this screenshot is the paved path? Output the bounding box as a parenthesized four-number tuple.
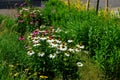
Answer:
(81, 0, 120, 8)
(0, 9, 16, 18)
(0, 0, 120, 17)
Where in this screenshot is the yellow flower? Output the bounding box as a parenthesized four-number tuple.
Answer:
(14, 73, 19, 77)
(24, 68, 29, 72)
(9, 64, 14, 68)
(40, 75, 48, 79)
(61, 0, 86, 11)
(33, 72, 37, 76)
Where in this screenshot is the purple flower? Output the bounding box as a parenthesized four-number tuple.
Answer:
(14, 3, 18, 6)
(19, 36, 25, 40)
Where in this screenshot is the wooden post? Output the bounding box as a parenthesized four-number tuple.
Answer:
(105, 0, 108, 11)
(86, 0, 90, 11)
(96, 0, 100, 14)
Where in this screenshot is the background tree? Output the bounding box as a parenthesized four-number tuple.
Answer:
(105, 0, 109, 11)
(96, 0, 99, 14)
(86, 0, 90, 11)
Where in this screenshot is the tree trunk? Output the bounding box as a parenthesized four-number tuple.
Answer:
(86, 0, 90, 11)
(105, 0, 108, 11)
(96, 0, 100, 14)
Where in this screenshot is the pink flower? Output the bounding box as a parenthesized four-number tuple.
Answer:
(18, 20, 24, 23)
(30, 21, 33, 24)
(33, 29, 39, 35)
(19, 36, 25, 40)
(30, 14, 34, 17)
(15, 14, 20, 17)
(42, 30, 49, 35)
(50, 26, 54, 29)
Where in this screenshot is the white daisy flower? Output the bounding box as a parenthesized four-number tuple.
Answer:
(76, 44, 85, 49)
(32, 37, 40, 43)
(65, 53, 70, 57)
(68, 48, 75, 53)
(59, 43, 67, 51)
(38, 52, 45, 57)
(49, 54, 56, 59)
(32, 40, 39, 44)
(32, 36, 40, 41)
(27, 50, 35, 56)
(75, 48, 81, 52)
(50, 43, 58, 48)
(55, 28, 62, 33)
(33, 43, 41, 47)
(23, 8, 29, 11)
(84, 51, 89, 54)
(68, 40, 73, 43)
(77, 62, 83, 67)
(39, 37, 47, 41)
(27, 35, 32, 40)
(39, 30, 46, 33)
(49, 40, 59, 48)
(40, 25, 46, 29)
(51, 29, 55, 32)
(47, 39, 54, 43)
(56, 50, 61, 54)
(55, 39, 62, 44)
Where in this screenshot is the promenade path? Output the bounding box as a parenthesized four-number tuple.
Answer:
(0, 0, 120, 17)
(81, 0, 120, 8)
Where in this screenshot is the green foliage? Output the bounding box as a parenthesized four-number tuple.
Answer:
(43, 0, 70, 25)
(0, 0, 120, 79)
(88, 18, 120, 79)
(44, 0, 120, 79)
(0, 15, 5, 24)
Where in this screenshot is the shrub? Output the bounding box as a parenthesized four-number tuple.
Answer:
(16, 7, 48, 36)
(23, 25, 85, 80)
